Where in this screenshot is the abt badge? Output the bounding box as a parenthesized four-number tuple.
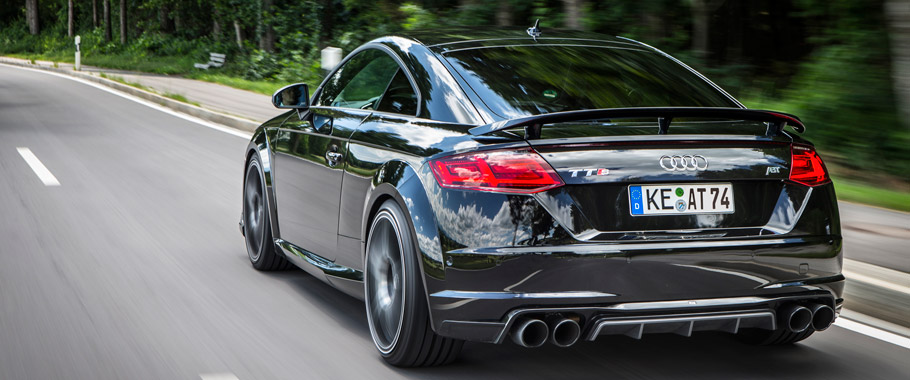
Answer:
(569, 168, 610, 178)
(766, 166, 781, 175)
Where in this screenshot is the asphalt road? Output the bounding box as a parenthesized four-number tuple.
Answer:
(1, 64, 909, 380)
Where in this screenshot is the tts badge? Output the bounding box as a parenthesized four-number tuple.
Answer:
(569, 168, 610, 178)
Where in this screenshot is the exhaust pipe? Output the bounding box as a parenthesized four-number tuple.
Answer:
(779, 304, 812, 333)
(808, 304, 836, 331)
(547, 317, 581, 348)
(511, 319, 548, 348)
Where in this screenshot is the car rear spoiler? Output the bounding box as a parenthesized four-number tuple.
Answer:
(467, 107, 805, 139)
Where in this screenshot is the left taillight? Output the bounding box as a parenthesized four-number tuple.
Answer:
(429, 148, 564, 193)
(789, 144, 831, 186)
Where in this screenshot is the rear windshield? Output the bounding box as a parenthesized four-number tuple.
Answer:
(444, 45, 739, 119)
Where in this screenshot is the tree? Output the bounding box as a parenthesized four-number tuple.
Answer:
(496, 1, 511, 26)
(885, 0, 910, 129)
(234, 19, 242, 48)
(120, 0, 127, 44)
(259, 0, 275, 52)
(26, 0, 39, 35)
(562, 0, 584, 30)
(68, 0, 74, 37)
(159, 2, 174, 33)
(690, 0, 726, 61)
(93, 0, 98, 28)
(104, 0, 112, 42)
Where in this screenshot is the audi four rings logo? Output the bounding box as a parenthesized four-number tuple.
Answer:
(659, 155, 709, 171)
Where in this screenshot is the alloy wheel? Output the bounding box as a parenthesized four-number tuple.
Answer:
(365, 211, 406, 354)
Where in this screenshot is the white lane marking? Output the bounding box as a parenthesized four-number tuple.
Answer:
(0, 63, 253, 139)
(843, 270, 910, 295)
(836, 318, 910, 350)
(199, 373, 240, 380)
(16, 147, 60, 186)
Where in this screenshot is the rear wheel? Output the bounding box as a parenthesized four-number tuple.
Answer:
(243, 155, 290, 271)
(364, 200, 463, 367)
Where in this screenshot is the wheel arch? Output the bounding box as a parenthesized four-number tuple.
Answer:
(245, 127, 281, 240)
(361, 160, 446, 331)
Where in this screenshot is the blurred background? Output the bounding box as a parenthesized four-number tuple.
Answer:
(1, 1, 908, 207)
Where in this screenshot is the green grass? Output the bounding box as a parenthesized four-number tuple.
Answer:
(834, 179, 910, 212)
(85, 53, 195, 74)
(99, 73, 151, 91)
(9, 51, 194, 75)
(10, 51, 284, 95)
(162, 92, 201, 107)
(185, 73, 283, 96)
(98, 73, 200, 107)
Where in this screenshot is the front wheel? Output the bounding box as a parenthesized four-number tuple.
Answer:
(243, 155, 290, 271)
(364, 200, 463, 367)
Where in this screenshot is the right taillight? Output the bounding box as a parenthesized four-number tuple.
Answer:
(430, 148, 564, 193)
(789, 144, 830, 186)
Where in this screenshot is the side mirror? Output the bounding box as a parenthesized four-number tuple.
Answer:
(272, 83, 310, 109)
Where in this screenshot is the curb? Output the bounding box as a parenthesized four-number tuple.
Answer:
(842, 259, 910, 332)
(0, 58, 260, 133)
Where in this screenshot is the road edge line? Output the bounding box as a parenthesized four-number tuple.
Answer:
(0, 62, 254, 140)
(835, 316, 910, 350)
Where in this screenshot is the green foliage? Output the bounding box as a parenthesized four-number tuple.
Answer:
(742, 0, 909, 180)
(400, 3, 436, 30)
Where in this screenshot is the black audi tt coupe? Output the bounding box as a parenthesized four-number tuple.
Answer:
(240, 27, 843, 367)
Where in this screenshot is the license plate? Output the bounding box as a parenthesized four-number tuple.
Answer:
(629, 184, 734, 215)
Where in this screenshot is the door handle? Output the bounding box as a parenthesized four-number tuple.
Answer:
(325, 148, 343, 167)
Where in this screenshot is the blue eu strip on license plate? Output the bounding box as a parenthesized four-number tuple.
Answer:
(629, 183, 734, 216)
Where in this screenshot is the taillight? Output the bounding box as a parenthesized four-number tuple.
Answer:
(789, 144, 830, 186)
(430, 149, 564, 193)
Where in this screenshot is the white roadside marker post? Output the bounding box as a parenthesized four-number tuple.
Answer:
(74, 35, 81, 71)
(321, 46, 342, 73)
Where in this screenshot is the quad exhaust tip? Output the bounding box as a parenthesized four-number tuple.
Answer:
(547, 317, 581, 348)
(779, 304, 812, 333)
(511, 319, 548, 348)
(809, 304, 836, 331)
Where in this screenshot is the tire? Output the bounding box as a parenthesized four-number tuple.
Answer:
(243, 155, 291, 271)
(736, 327, 814, 345)
(364, 200, 463, 367)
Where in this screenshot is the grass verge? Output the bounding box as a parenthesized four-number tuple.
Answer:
(163, 92, 201, 107)
(9, 52, 285, 96)
(99, 72, 151, 91)
(99, 73, 200, 107)
(834, 179, 910, 212)
(8, 52, 194, 75)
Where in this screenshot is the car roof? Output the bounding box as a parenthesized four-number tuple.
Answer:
(394, 28, 648, 54)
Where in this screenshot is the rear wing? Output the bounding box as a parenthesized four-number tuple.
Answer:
(467, 107, 805, 139)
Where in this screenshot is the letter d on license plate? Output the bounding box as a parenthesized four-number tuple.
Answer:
(629, 183, 734, 216)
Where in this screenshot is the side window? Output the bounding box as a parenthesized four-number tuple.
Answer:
(376, 69, 418, 115)
(316, 49, 400, 110)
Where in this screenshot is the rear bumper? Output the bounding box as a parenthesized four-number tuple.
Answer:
(426, 235, 844, 342)
(436, 291, 842, 343)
